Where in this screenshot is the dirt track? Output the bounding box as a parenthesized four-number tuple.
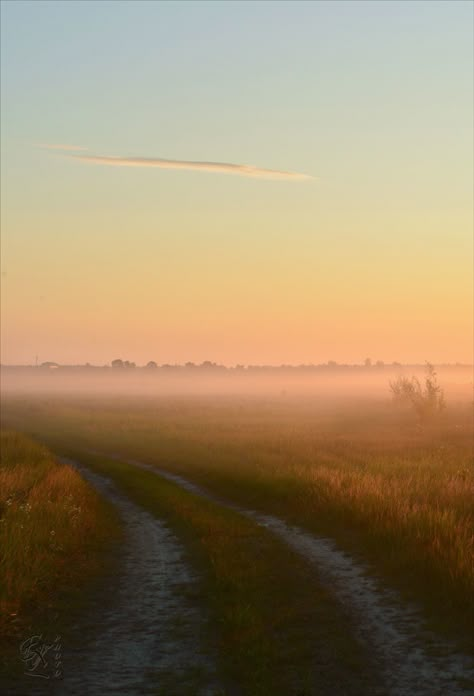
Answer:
(8, 451, 472, 695)
(9, 459, 223, 696)
(120, 455, 474, 696)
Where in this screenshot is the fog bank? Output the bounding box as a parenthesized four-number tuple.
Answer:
(1, 365, 472, 401)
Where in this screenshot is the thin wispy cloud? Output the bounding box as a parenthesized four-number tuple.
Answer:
(47, 148, 312, 181)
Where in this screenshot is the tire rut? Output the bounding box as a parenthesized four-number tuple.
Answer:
(115, 455, 474, 696)
(11, 458, 223, 696)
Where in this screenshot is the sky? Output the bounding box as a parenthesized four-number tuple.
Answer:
(1, 0, 472, 366)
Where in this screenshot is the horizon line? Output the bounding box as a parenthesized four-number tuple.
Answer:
(1, 361, 471, 369)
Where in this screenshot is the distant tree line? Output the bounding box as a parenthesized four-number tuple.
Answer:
(4, 360, 468, 372)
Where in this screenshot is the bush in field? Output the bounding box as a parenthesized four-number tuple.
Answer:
(389, 363, 446, 423)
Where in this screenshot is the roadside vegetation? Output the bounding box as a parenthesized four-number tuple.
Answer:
(62, 450, 375, 696)
(0, 431, 120, 676)
(2, 392, 473, 652)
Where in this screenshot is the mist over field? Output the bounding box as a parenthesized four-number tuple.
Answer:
(1, 363, 472, 402)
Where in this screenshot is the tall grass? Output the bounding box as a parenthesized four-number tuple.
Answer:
(0, 430, 119, 664)
(2, 395, 473, 646)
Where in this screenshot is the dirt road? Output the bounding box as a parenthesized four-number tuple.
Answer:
(120, 455, 474, 696)
(9, 459, 223, 696)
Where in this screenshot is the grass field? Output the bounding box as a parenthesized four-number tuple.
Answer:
(2, 391, 473, 654)
(0, 429, 376, 694)
(0, 431, 120, 677)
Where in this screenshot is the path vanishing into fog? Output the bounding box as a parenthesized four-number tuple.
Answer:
(110, 454, 474, 696)
(17, 458, 222, 696)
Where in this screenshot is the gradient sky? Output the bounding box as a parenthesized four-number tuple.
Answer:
(1, 0, 472, 366)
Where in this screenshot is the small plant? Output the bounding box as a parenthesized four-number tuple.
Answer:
(389, 362, 446, 423)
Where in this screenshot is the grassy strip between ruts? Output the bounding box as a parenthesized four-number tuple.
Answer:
(64, 448, 378, 696)
(0, 431, 121, 678)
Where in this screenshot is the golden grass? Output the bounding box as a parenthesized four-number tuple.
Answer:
(0, 430, 119, 660)
(2, 394, 473, 646)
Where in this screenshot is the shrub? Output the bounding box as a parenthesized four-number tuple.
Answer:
(389, 363, 446, 423)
